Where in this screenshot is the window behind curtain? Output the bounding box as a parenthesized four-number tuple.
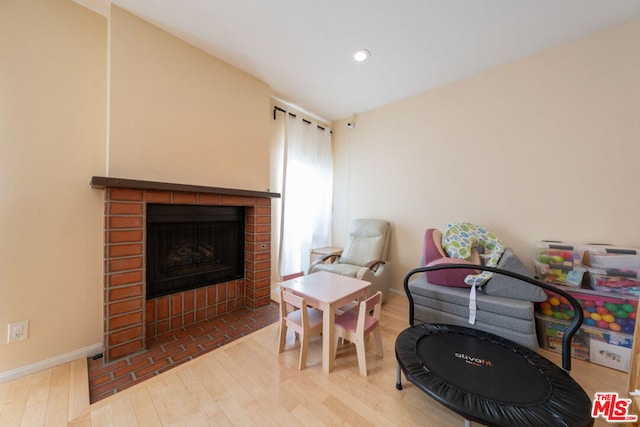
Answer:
(278, 113, 332, 276)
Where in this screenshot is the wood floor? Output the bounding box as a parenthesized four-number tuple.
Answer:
(0, 293, 628, 426)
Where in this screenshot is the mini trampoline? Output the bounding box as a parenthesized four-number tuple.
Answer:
(396, 265, 594, 427)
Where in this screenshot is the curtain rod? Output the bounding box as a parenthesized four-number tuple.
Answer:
(273, 106, 327, 131)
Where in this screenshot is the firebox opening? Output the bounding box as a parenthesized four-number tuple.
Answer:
(146, 204, 245, 299)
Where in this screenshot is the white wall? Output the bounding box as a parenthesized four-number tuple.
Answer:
(332, 18, 640, 294)
(109, 6, 271, 191)
(0, 0, 107, 374)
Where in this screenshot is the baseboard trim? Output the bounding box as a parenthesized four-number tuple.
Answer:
(0, 343, 102, 384)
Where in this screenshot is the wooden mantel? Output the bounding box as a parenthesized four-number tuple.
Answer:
(90, 176, 280, 199)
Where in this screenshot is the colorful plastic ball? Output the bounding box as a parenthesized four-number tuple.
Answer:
(586, 307, 596, 313)
(552, 255, 564, 263)
(583, 300, 595, 308)
(596, 306, 608, 315)
(553, 311, 564, 320)
(595, 300, 605, 307)
(602, 314, 615, 323)
(609, 323, 622, 332)
(596, 320, 610, 329)
(618, 318, 631, 327)
(629, 311, 637, 320)
(584, 318, 597, 327)
(543, 309, 554, 317)
(540, 302, 551, 311)
(604, 302, 619, 312)
(549, 297, 560, 306)
(622, 303, 635, 313)
(590, 313, 602, 321)
(616, 309, 629, 319)
(583, 309, 591, 318)
(565, 310, 575, 319)
(560, 304, 570, 312)
(624, 326, 635, 334)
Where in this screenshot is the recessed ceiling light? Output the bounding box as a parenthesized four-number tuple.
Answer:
(354, 49, 370, 62)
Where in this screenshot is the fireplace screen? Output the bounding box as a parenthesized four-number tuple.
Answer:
(146, 204, 245, 299)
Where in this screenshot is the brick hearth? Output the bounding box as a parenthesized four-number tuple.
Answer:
(92, 177, 279, 363)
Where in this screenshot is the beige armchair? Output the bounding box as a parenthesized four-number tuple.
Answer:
(308, 219, 391, 301)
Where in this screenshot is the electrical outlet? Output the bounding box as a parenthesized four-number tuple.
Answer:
(7, 320, 29, 343)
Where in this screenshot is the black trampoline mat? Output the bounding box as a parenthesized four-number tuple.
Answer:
(396, 323, 595, 427)
(416, 331, 550, 403)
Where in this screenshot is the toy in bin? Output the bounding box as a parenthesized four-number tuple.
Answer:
(535, 261, 585, 287)
(536, 241, 584, 267)
(587, 267, 640, 297)
(535, 241, 585, 286)
(539, 293, 637, 334)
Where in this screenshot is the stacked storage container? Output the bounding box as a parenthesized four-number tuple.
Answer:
(585, 245, 640, 297)
(534, 241, 639, 372)
(534, 241, 586, 287)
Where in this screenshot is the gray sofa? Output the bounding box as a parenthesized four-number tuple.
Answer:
(405, 248, 546, 350)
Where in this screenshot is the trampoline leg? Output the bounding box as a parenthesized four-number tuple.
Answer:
(396, 363, 403, 390)
(464, 419, 472, 427)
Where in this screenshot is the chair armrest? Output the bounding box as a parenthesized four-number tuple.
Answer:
(308, 253, 340, 272)
(356, 261, 390, 280)
(364, 260, 386, 271)
(316, 253, 340, 264)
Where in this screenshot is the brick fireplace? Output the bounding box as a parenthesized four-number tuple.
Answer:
(91, 177, 279, 362)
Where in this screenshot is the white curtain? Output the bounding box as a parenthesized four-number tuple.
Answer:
(279, 113, 332, 277)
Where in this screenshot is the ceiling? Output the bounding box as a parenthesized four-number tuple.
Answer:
(109, 0, 640, 122)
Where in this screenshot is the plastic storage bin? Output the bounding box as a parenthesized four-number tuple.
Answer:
(534, 260, 586, 287)
(534, 241, 586, 286)
(537, 286, 637, 335)
(536, 241, 585, 267)
(586, 266, 640, 297)
(585, 245, 640, 269)
(536, 313, 632, 372)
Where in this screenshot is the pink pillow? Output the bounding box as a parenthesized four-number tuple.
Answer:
(423, 229, 446, 263)
(426, 257, 480, 288)
(422, 228, 479, 287)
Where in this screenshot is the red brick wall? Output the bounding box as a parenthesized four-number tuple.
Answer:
(102, 188, 271, 362)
